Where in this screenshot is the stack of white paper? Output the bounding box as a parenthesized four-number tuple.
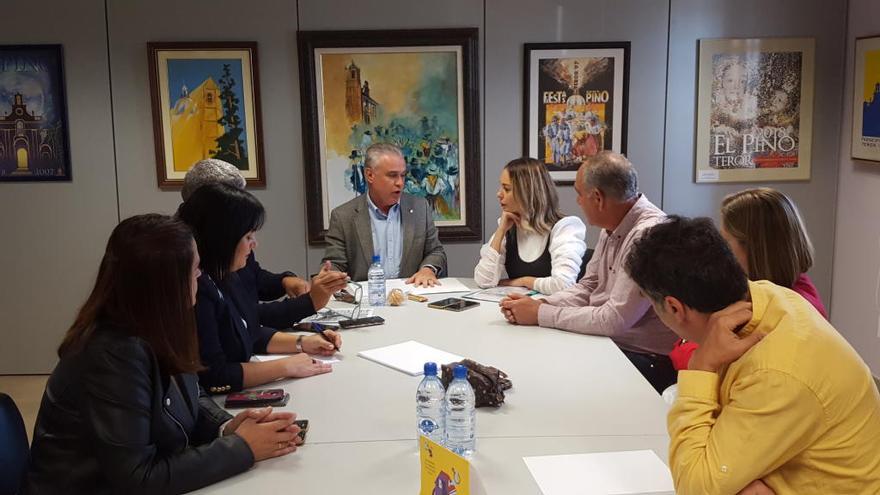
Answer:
(523, 450, 674, 495)
(357, 340, 463, 375)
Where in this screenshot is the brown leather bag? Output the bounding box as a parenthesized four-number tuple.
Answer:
(440, 359, 512, 408)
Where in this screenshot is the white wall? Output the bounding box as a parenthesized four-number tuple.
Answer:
(832, 0, 880, 375)
(0, 0, 859, 373)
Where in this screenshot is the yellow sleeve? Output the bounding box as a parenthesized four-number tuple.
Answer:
(668, 369, 826, 495)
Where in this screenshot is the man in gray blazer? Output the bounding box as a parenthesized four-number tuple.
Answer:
(323, 143, 447, 284)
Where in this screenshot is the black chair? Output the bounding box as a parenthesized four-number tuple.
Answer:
(577, 248, 595, 280)
(0, 393, 29, 495)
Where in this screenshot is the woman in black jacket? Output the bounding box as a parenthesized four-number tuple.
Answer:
(178, 183, 350, 392)
(23, 214, 302, 494)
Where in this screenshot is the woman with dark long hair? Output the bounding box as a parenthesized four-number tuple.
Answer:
(23, 214, 301, 494)
(178, 183, 349, 392)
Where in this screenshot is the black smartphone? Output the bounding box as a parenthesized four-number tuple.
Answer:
(428, 297, 461, 309)
(445, 299, 480, 312)
(428, 297, 479, 311)
(294, 419, 309, 443)
(337, 316, 385, 329)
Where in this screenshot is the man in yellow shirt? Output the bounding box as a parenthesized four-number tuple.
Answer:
(625, 216, 880, 495)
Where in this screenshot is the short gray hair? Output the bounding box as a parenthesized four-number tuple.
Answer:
(582, 151, 638, 201)
(364, 143, 404, 169)
(181, 159, 246, 201)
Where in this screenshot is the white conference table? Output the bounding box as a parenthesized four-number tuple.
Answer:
(195, 279, 673, 494)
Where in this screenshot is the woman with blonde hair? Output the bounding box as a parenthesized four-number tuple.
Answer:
(669, 187, 827, 371)
(474, 157, 586, 294)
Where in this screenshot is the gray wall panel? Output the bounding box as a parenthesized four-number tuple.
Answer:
(663, 0, 848, 302)
(0, 0, 118, 373)
(106, 0, 307, 276)
(831, 0, 880, 374)
(485, 0, 670, 247)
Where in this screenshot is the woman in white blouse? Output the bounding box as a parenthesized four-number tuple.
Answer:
(474, 157, 587, 294)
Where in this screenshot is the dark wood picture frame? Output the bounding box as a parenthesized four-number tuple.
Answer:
(523, 42, 630, 185)
(147, 41, 266, 189)
(297, 28, 482, 244)
(0, 44, 72, 182)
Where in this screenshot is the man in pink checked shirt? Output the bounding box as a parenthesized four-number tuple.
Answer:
(500, 151, 678, 393)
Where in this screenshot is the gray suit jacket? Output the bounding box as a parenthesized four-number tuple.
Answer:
(322, 193, 447, 281)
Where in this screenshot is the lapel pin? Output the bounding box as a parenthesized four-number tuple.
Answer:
(409, 209, 413, 213)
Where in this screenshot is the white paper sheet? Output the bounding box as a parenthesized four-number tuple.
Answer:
(357, 340, 463, 375)
(523, 450, 674, 495)
(462, 286, 536, 303)
(252, 354, 341, 365)
(384, 277, 471, 296)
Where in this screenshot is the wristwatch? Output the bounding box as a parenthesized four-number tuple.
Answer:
(295, 335, 304, 353)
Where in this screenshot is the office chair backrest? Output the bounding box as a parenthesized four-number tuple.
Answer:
(0, 393, 29, 495)
(577, 248, 595, 280)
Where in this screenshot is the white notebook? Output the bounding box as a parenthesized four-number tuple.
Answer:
(357, 340, 463, 375)
(523, 450, 674, 495)
(384, 277, 471, 296)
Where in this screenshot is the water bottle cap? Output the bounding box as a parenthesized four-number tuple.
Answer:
(453, 364, 468, 379)
(423, 362, 437, 376)
(372, 254, 381, 263)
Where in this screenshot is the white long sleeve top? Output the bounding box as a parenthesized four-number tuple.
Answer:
(473, 215, 587, 295)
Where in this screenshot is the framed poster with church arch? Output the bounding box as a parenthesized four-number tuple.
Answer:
(297, 29, 482, 244)
(148, 42, 265, 188)
(0, 45, 71, 182)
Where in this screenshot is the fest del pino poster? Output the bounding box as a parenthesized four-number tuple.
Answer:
(695, 38, 815, 183)
(524, 43, 629, 183)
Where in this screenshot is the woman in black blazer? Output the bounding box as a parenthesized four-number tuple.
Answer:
(178, 184, 350, 392)
(23, 214, 302, 494)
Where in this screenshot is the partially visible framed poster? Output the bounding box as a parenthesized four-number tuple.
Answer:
(148, 42, 265, 188)
(852, 35, 880, 162)
(695, 38, 815, 183)
(297, 28, 482, 244)
(0, 45, 71, 182)
(523, 42, 629, 184)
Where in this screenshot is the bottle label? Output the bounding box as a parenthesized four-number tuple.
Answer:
(419, 418, 438, 434)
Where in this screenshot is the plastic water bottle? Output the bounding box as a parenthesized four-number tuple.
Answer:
(367, 254, 385, 306)
(444, 364, 476, 458)
(416, 362, 446, 446)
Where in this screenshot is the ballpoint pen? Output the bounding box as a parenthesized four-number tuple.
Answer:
(312, 323, 340, 352)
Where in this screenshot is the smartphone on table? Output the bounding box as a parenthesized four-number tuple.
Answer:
(427, 298, 480, 312)
(337, 316, 385, 329)
(224, 389, 290, 408)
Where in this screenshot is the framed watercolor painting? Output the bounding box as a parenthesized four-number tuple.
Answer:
(852, 35, 880, 162)
(523, 42, 629, 184)
(297, 28, 481, 244)
(695, 38, 815, 183)
(148, 42, 265, 188)
(0, 44, 71, 182)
